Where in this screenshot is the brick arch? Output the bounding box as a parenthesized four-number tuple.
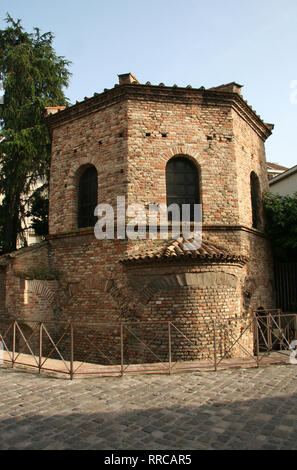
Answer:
(160, 146, 206, 167)
(26, 280, 58, 306)
(68, 156, 100, 181)
(67, 158, 100, 230)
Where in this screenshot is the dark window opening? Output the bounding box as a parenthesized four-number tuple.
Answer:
(166, 157, 200, 222)
(78, 166, 98, 228)
(250, 171, 261, 229)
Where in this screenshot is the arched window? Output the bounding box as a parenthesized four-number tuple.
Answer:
(250, 171, 261, 229)
(78, 166, 98, 228)
(166, 156, 200, 221)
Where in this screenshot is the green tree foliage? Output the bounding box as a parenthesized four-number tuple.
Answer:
(263, 192, 297, 262)
(28, 183, 49, 238)
(0, 14, 71, 253)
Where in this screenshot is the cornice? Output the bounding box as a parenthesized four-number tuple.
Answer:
(45, 224, 269, 241)
(45, 84, 273, 141)
(0, 241, 49, 266)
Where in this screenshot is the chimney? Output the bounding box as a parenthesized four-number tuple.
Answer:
(45, 106, 66, 116)
(208, 82, 243, 95)
(118, 73, 140, 86)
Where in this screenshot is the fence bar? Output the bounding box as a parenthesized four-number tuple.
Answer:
(168, 322, 172, 375)
(213, 319, 217, 371)
(268, 314, 272, 352)
(256, 318, 260, 367)
(39, 323, 42, 374)
(70, 323, 74, 380)
(12, 321, 16, 369)
(277, 310, 283, 350)
(120, 323, 124, 377)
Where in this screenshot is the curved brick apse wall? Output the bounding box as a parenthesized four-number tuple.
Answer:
(120, 259, 248, 363)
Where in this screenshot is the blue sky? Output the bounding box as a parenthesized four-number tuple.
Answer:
(1, 0, 297, 168)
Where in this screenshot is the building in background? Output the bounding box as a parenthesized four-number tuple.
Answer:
(0, 135, 45, 248)
(269, 164, 297, 196)
(266, 162, 288, 180)
(0, 136, 43, 248)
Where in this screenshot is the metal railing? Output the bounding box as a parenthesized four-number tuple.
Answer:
(254, 309, 297, 365)
(0, 312, 295, 379)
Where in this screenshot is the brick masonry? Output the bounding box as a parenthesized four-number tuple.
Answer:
(0, 76, 275, 363)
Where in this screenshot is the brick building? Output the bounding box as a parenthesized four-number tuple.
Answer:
(0, 73, 275, 363)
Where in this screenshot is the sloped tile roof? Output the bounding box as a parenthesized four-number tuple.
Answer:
(267, 162, 288, 171)
(121, 237, 249, 265)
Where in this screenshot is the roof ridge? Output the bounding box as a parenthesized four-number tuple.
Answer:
(121, 237, 249, 265)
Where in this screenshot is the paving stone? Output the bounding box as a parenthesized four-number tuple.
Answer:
(0, 365, 297, 449)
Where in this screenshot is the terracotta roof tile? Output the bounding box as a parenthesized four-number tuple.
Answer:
(266, 162, 288, 171)
(121, 237, 248, 265)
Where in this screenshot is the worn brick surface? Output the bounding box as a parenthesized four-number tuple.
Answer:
(0, 364, 296, 450)
(0, 77, 275, 362)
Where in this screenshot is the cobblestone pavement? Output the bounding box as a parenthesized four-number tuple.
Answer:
(0, 364, 297, 450)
